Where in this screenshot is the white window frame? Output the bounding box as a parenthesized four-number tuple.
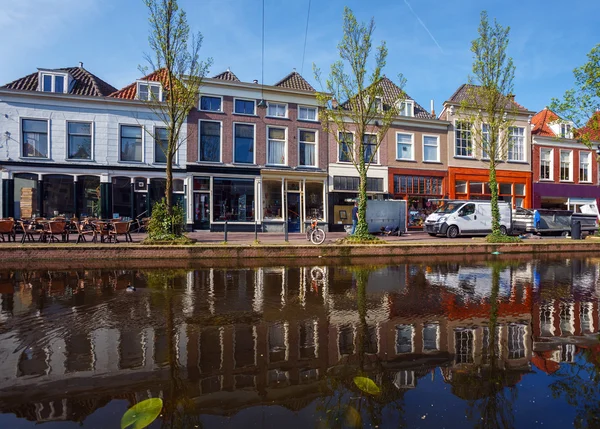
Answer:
(153, 126, 172, 165)
(397, 100, 414, 117)
(560, 149, 573, 182)
(136, 81, 163, 101)
(374, 96, 383, 113)
(66, 120, 94, 161)
(39, 72, 69, 94)
(118, 124, 145, 163)
(481, 123, 491, 160)
(233, 122, 256, 164)
(233, 98, 256, 116)
(199, 95, 224, 112)
(363, 133, 379, 164)
(20, 117, 50, 159)
(298, 105, 318, 122)
(422, 134, 440, 162)
(266, 102, 288, 119)
(198, 119, 223, 163)
(579, 151, 591, 183)
(338, 131, 354, 163)
(298, 128, 318, 167)
(454, 120, 473, 158)
(560, 123, 572, 139)
(540, 148, 553, 181)
(507, 126, 525, 162)
(396, 132, 414, 161)
(395, 324, 414, 354)
(266, 125, 287, 166)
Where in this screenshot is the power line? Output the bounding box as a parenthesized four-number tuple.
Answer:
(300, 0, 311, 76)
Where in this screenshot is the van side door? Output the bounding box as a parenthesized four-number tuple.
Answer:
(456, 203, 477, 233)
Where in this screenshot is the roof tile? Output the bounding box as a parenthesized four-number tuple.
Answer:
(274, 71, 315, 92)
(531, 108, 559, 137)
(446, 83, 529, 112)
(1, 66, 117, 97)
(212, 70, 240, 82)
(109, 69, 168, 99)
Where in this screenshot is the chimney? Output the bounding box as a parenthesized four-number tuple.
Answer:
(79, 61, 84, 68)
(430, 99, 435, 116)
(253, 79, 259, 84)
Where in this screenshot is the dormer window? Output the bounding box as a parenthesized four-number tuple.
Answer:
(39, 72, 69, 93)
(137, 81, 163, 101)
(560, 123, 572, 138)
(374, 97, 383, 113)
(397, 100, 414, 117)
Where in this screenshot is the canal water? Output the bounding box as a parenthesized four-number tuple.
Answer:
(0, 256, 599, 428)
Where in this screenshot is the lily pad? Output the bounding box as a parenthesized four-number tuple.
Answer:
(121, 398, 163, 429)
(353, 376, 381, 395)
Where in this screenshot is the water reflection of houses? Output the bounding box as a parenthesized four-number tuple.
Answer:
(0, 259, 599, 422)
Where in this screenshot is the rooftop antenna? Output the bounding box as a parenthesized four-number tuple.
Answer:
(257, 0, 267, 109)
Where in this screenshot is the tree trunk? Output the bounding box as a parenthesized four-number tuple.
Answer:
(355, 139, 370, 237)
(489, 161, 500, 235)
(165, 145, 174, 217)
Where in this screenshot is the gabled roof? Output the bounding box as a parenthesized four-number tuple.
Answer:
(109, 68, 168, 99)
(531, 108, 560, 137)
(212, 69, 240, 82)
(446, 83, 528, 112)
(274, 71, 315, 92)
(1, 66, 117, 97)
(577, 111, 600, 142)
(341, 76, 435, 120)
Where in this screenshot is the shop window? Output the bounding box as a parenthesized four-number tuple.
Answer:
(77, 176, 100, 218)
(393, 175, 442, 195)
(112, 177, 131, 219)
(333, 176, 382, 192)
(305, 182, 324, 219)
(455, 181, 467, 194)
(173, 179, 184, 193)
(514, 184, 525, 196)
(44, 174, 75, 217)
(213, 178, 255, 222)
(469, 182, 484, 194)
(263, 180, 283, 220)
(13, 173, 39, 219)
(499, 183, 512, 194)
(193, 177, 210, 191)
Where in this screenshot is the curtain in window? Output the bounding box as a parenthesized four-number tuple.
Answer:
(267, 128, 285, 164)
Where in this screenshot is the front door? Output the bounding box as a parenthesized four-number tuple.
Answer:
(194, 193, 210, 230)
(134, 192, 148, 219)
(287, 193, 301, 233)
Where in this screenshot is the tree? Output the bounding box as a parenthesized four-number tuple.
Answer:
(314, 7, 405, 239)
(142, 0, 212, 218)
(459, 11, 521, 240)
(550, 44, 600, 148)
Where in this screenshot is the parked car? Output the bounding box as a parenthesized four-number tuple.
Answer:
(424, 200, 512, 238)
(512, 207, 598, 236)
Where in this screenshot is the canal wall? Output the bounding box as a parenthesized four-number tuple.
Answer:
(1, 239, 600, 262)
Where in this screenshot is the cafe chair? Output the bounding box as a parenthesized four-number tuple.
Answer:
(19, 220, 46, 243)
(109, 221, 133, 243)
(75, 221, 97, 244)
(46, 221, 67, 243)
(0, 220, 16, 242)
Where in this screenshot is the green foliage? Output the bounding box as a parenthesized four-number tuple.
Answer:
(146, 198, 186, 241)
(314, 7, 406, 236)
(121, 397, 163, 429)
(550, 43, 600, 148)
(485, 233, 521, 243)
(353, 376, 381, 395)
(338, 235, 384, 244)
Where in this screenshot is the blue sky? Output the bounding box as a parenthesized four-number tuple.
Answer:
(1, 0, 599, 115)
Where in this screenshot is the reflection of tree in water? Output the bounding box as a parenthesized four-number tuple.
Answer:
(318, 268, 406, 428)
(548, 347, 600, 428)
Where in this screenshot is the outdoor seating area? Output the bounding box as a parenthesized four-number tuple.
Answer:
(0, 218, 136, 244)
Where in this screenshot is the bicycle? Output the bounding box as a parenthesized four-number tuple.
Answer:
(305, 218, 326, 245)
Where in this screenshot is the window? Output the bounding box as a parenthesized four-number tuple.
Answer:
(396, 133, 413, 160)
(423, 323, 439, 351)
(200, 96, 222, 112)
(41, 74, 67, 93)
(137, 82, 162, 101)
(67, 122, 92, 160)
(374, 97, 383, 113)
(560, 150, 572, 181)
(120, 125, 143, 162)
(262, 180, 283, 220)
(234, 123, 255, 163)
(397, 100, 413, 117)
(508, 324, 526, 360)
(579, 151, 591, 182)
(213, 178, 255, 222)
(540, 148, 552, 180)
(454, 329, 474, 364)
(508, 126, 525, 161)
(455, 121, 472, 157)
(560, 123, 572, 138)
(333, 176, 383, 192)
(393, 175, 442, 195)
(299, 321, 317, 359)
(339, 132, 353, 162)
(267, 102, 287, 118)
(482, 123, 490, 159)
(234, 99, 255, 115)
(298, 106, 317, 121)
(267, 127, 286, 165)
(155, 127, 168, 163)
(395, 325, 413, 354)
(363, 134, 377, 163)
(299, 130, 316, 167)
(22, 119, 48, 158)
(305, 182, 324, 219)
(199, 121, 221, 162)
(423, 135, 439, 162)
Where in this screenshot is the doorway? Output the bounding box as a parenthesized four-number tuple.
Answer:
(287, 193, 301, 233)
(194, 193, 210, 229)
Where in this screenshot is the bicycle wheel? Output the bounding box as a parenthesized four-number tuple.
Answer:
(310, 228, 326, 245)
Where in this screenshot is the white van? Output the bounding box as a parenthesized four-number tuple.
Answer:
(423, 200, 512, 238)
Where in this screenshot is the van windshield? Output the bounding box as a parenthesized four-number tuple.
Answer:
(434, 203, 461, 214)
